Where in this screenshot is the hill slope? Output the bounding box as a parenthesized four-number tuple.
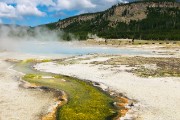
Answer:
(45, 1, 180, 40)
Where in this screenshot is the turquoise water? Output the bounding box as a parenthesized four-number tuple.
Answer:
(18, 41, 151, 55)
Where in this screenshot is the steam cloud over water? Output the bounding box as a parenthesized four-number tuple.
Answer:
(0, 25, 65, 51)
(0, 25, 151, 56)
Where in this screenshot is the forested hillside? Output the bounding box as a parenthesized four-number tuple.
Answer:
(44, 0, 180, 40)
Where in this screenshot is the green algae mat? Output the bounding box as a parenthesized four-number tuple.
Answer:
(13, 61, 119, 120)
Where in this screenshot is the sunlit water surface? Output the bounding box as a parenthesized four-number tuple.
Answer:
(16, 41, 152, 55)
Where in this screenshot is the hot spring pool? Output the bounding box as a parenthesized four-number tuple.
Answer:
(17, 41, 152, 55)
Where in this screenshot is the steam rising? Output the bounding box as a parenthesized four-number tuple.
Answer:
(0, 25, 152, 56)
(0, 25, 64, 51)
(88, 33, 104, 41)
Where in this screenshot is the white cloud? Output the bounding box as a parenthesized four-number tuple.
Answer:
(53, 0, 96, 11)
(52, 0, 128, 13)
(0, 0, 55, 6)
(88, 0, 128, 12)
(16, 4, 45, 16)
(0, 2, 16, 18)
(0, 1, 48, 19)
(0, 0, 130, 22)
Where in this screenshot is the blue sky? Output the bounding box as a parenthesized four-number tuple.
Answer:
(0, 0, 129, 27)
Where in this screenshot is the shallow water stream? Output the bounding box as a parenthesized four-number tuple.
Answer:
(13, 60, 122, 120)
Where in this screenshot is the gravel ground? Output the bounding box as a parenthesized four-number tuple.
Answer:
(0, 58, 54, 120)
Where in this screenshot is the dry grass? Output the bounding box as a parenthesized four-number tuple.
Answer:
(91, 56, 180, 77)
(86, 39, 180, 46)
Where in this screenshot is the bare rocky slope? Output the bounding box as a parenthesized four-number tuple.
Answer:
(57, 2, 180, 28)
